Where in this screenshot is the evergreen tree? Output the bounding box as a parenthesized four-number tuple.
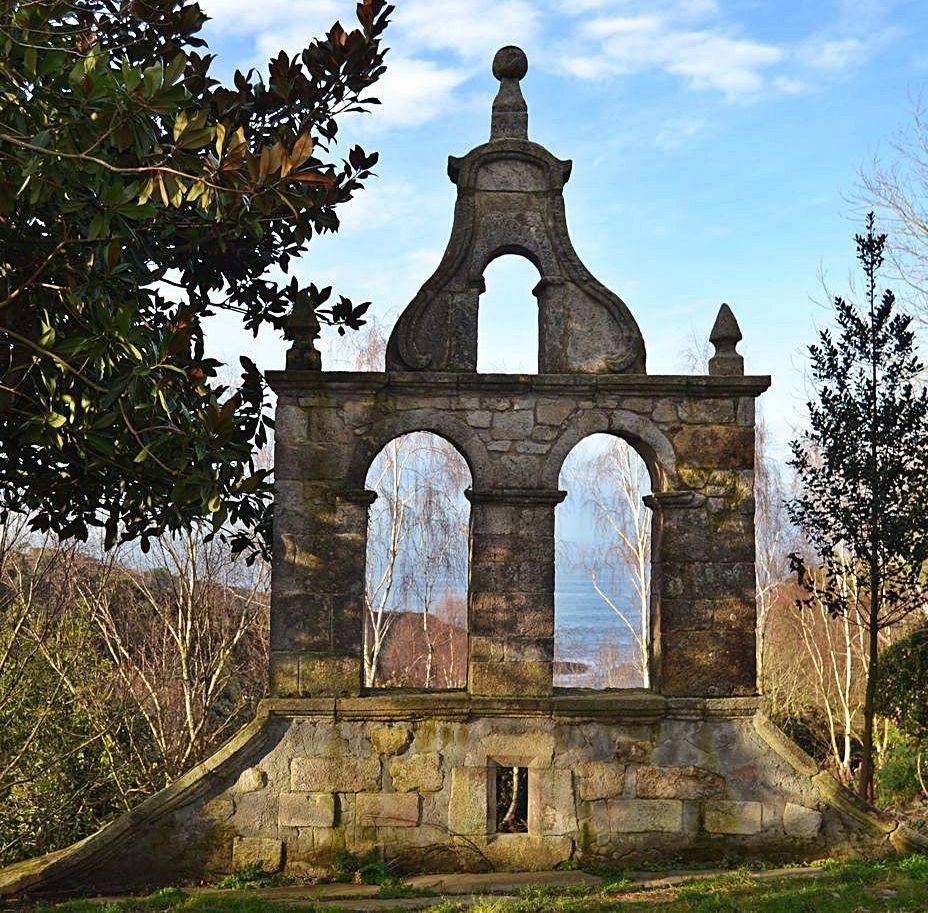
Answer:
(788, 213, 928, 802)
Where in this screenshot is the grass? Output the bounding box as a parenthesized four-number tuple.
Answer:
(27, 854, 928, 913)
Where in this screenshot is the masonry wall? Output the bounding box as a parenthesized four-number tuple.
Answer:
(268, 371, 765, 702)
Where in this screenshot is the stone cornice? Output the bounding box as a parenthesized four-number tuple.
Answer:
(256, 691, 763, 724)
(267, 370, 771, 399)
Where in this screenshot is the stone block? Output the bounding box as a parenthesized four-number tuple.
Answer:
(674, 426, 754, 470)
(299, 655, 361, 696)
(703, 800, 763, 835)
(232, 836, 283, 873)
(482, 834, 573, 871)
(536, 401, 575, 426)
(531, 767, 576, 836)
(607, 799, 683, 833)
(469, 660, 552, 698)
(636, 766, 725, 800)
(291, 755, 381, 793)
(275, 404, 308, 443)
(390, 752, 443, 793)
(269, 652, 300, 697)
(492, 409, 534, 435)
(678, 399, 736, 424)
(470, 730, 555, 768)
(371, 726, 411, 756)
(782, 802, 822, 839)
(234, 766, 266, 794)
(614, 739, 652, 763)
(356, 792, 420, 828)
(466, 410, 492, 427)
(449, 767, 490, 836)
(279, 793, 336, 828)
(578, 761, 625, 800)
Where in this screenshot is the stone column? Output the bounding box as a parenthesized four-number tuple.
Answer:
(466, 488, 565, 698)
(648, 489, 756, 697)
(269, 400, 372, 697)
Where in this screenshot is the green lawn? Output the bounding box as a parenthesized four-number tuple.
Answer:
(29, 854, 928, 913)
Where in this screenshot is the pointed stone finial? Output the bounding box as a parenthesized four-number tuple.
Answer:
(491, 46, 529, 140)
(708, 303, 744, 376)
(285, 297, 322, 370)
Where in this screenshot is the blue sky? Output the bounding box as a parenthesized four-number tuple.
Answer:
(197, 0, 928, 463)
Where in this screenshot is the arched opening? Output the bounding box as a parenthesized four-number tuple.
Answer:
(555, 433, 653, 689)
(476, 254, 540, 373)
(364, 432, 471, 689)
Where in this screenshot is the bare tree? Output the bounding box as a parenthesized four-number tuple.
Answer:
(558, 435, 652, 688)
(859, 99, 928, 316)
(358, 325, 470, 689)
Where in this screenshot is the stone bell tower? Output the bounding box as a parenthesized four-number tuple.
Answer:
(3, 45, 924, 900)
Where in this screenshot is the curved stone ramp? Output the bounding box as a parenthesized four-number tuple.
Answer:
(752, 713, 928, 855)
(0, 712, 278, 899)
(1, 709, 926, 900)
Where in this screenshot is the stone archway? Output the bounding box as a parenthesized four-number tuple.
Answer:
(3, 45, 925, 900)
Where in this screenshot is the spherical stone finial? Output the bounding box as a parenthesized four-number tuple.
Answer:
(492, 45, 528, 82)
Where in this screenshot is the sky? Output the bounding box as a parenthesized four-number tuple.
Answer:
(196, 0, 928, 464)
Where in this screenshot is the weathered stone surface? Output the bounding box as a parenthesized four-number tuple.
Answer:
(448, 767, 489, 836)
(577, 761, 625, 800)
(482, 835, 573, 871)
(390, 752, 443, 793)
(356, 792, 420, 828)
(291, 756, 380, 793)
(232, 837, 283, 873)
(607, 799, 684, 833)
(279, 793, 336, 828)
(235, 766, 266, 793)
(532, 768, 576, 836)
(469, 730, 555, 767)
(703, 800, 763, 835)
(614, 739, 652, 764)
(535, 401, 575, 426)
(782, 802, 822, 839)
(635, 765, 725, 800)
(371, 726, 411, 756)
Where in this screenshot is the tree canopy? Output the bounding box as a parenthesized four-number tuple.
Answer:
(0, 0, 391, 558)
(787, 214, 928, 800)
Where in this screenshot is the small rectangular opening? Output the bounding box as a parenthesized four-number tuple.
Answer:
(494, 765, 529, 833)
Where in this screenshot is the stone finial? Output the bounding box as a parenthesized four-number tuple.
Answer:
(285, 296, 322, 370)
(708, 303, 744, 376)
(491, 46, 529, 140)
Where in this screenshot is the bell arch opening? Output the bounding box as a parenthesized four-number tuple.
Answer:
(363, 431, 471, 690)
(554, 433, 653, 690)
(476, 253, 541, 373)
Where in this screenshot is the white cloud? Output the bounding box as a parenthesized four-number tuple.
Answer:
(804, 37, 866, 71)
(359, 56, 470, 129)
(654, 116, 705, 149)
(396, 0, 542, 59)
(561, 14, 783, 99)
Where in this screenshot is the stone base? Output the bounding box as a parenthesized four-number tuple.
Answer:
(2, 694, 925, 898)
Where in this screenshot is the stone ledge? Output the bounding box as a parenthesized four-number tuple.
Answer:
(267, 370, 772, 400)
(259, 690, 672, 723)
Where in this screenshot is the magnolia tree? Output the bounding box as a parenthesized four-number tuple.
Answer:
(0, 0, 391, 559)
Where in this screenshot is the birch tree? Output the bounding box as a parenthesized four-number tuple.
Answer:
(559, 435, 652, 688)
